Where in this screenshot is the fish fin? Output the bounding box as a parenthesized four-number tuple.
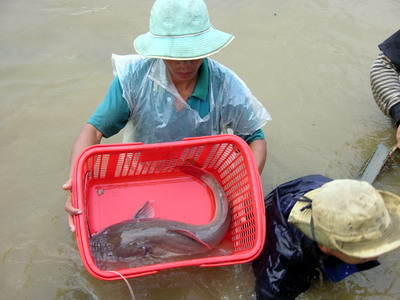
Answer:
(170, 229, 212, 250)
(133, 201, 155, 219)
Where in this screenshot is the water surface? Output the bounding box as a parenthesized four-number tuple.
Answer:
(1, 0, 399, 299)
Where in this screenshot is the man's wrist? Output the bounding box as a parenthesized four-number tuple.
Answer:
(389, 102, 400, 126)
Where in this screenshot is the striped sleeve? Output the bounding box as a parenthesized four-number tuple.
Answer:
(370, 52, 400, 116)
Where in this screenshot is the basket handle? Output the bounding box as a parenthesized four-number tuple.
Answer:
(182, 134, 234, 142)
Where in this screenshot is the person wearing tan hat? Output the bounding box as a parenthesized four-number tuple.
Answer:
(62, 0, 271, 231)
(252, 175, 400, 300)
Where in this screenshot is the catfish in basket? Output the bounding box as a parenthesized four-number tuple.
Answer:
(90, 166, 231, 268)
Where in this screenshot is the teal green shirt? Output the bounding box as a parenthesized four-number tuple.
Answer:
(89, 58, 264, 144)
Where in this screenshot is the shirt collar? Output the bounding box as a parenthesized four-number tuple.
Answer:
(191, 58, 209, 101)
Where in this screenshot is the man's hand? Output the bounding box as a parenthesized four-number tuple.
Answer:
(396, 125, 400, 149)
(62, 178, 82, 232)
(63, 124, 103, 232)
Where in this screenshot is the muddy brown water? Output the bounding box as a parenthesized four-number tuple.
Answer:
(1, 0, 399, 299)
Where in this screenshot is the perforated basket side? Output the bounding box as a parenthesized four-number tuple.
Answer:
(202, 142, 258, 253)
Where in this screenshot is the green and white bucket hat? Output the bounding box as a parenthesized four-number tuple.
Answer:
(134, 0, 234, 60)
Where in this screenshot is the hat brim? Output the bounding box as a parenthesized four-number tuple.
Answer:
(133, 28, 234, 60)
(288, 189, 400, 258)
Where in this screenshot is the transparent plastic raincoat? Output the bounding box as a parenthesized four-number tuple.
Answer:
(111, 54, 271, 144)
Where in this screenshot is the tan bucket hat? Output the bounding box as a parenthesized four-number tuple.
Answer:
(288, 179, 400, 258)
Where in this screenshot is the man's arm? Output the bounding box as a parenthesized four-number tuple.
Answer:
(249, 138, 267, 174)
(62, 123, 103, 232)
(69, 123, 103, 173)
(370, 53, 400, 116)
(62, 75, 131, 231)
(370, 53, 400, 148)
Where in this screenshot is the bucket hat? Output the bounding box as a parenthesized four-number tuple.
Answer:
(288, 179, 400, 258)
(133, 0, 234, 60)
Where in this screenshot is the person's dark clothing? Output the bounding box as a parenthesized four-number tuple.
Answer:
(379, 29, 400, 72)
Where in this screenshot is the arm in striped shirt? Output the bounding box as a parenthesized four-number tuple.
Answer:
(370, 52, 400, 122)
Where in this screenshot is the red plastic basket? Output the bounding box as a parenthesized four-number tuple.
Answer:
(72, 134, 265, 280)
